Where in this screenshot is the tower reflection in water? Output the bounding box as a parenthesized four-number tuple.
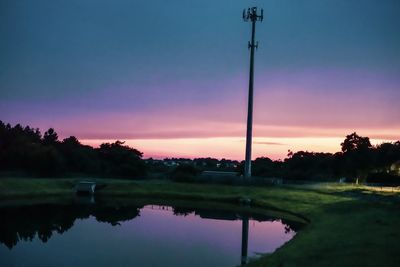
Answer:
(241, 217, 249, 265)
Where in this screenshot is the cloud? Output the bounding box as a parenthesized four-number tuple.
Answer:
(254, 141, 286, 146)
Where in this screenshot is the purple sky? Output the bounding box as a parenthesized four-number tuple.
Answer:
(1, 0, 399, 159)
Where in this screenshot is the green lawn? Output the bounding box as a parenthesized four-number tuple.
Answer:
(1, 178, 399, 267)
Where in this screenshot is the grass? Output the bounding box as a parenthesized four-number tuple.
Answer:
(1, 178, 399, 266)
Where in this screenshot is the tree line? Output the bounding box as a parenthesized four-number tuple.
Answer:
(239, 132, 400, 184)
(0, 121, 145, 177)
(0, 121, 399, 184)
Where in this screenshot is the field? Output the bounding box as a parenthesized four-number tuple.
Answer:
(1, 178, 399, 266)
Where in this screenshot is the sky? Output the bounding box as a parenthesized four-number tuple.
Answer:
(1, 0, 399, 160)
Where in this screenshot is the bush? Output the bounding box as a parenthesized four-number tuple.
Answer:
(169, 164, 200, 183)
(367, 172, 400, 186)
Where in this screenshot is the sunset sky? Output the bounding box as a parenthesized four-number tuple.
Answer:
(1, 0, 399, 160)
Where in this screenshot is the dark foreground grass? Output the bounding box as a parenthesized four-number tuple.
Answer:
(1, 178, 399, 267)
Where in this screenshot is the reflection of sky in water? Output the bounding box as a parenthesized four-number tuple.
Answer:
(0, 205, 296, 267)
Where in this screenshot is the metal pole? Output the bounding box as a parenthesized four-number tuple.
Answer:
(243, 7, 263, 179)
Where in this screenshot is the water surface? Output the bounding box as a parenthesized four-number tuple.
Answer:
(0, 199, 304, 266)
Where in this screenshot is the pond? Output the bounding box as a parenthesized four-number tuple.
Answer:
(0, 198, 305, 267)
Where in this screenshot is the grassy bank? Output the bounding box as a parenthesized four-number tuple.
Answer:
(1, 178, 399, 266)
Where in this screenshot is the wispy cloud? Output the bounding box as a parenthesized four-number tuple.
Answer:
(254, 141, 286, 146)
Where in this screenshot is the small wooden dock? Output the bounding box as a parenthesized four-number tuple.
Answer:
(75, 181, 96, 195)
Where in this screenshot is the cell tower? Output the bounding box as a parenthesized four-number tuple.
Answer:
(243, 7, 263, 179)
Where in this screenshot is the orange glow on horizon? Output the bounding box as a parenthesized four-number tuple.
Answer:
(80, 136, 396, 161)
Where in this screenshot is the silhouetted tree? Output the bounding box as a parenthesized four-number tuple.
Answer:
(341, 132, 372, 153)
(58, 136, 98, 174)
(43, 128, 58, 145)
(97, 141, 145, 178)
(341, 132, 373, 183)
(62, 136, 80, 146)
(252, 157, 279, 177)
(283, 151, 335, 180)
(373, 142, 400, 172)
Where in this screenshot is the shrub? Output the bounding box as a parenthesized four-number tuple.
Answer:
(169, 164, 200, 183)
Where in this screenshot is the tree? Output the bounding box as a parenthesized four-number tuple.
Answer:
(340, 132, 373, 183)
(97, 140, 145, 178)
(341, 132, 372, 153)
(283, 151, 335, 180)
(170, 164, 200, 183)
(43, 128, 58, 145)
(374, 142, 400, 172)
(62, 136, 80, 146)
(252, 157, 277, 177)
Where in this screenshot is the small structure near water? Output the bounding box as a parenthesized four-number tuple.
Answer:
(75, 181, 96, 195)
